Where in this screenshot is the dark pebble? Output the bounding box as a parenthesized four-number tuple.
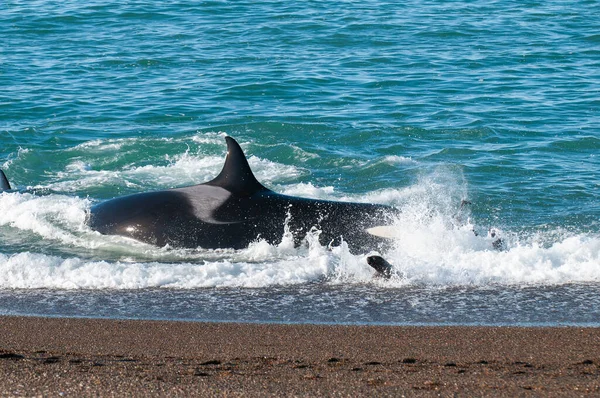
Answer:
(200, 360, 221, 366)
(0, 352, 24, 360)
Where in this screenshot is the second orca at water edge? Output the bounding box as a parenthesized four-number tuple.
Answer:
(0, 170, 11, 191)
(87, 136, 397, 276)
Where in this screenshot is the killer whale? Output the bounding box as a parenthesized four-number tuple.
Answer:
(0, 170, 11, 191)
(88, 137, 398, 257)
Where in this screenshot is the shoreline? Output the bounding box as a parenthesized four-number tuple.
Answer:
(11, 313, 600, 328)
(2, 316, 600, 396)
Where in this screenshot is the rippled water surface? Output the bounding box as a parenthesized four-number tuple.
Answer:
(1, 1, 599, 325)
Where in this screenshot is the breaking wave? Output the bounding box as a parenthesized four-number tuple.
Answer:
(1, 170, 598, 289)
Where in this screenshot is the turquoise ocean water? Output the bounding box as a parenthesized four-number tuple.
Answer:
(1, 1, 599, 325)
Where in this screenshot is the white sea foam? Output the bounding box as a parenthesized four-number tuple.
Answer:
(190, 131, 228, 145)
(381, 216, 600, 286)
(382, 155, 415, 165)
(1, 185, 599, 290)
(279, 182, 335, 199)
(70, 139, 127, 152)
(0, 192, 90, 246)
(0, 251, 334, 289)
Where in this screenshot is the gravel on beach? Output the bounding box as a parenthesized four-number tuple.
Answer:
(1, 316, 600, 396)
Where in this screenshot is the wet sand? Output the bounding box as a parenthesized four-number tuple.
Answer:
(1, 316, 600, 396)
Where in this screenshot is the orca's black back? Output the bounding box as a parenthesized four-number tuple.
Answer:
(0, 170, 11, 191)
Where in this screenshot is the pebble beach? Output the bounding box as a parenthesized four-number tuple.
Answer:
(2, 316, 600, 396)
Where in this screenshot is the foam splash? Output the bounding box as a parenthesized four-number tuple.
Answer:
(0, 192, 90, 246)
(1, 185, 599, 290)
(382, 218, 600, 286)
(0, 250, 334, 289)
(1, 135, 599, 289)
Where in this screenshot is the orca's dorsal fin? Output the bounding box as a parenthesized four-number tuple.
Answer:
(206, 136, 269, 196)
(0, 170, 11, 191)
